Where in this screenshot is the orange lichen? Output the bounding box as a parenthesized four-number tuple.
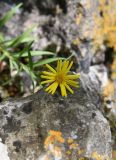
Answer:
(103, 80, 115, 97)
(42, 130, 110, 160)
(44, 130, 64, 148)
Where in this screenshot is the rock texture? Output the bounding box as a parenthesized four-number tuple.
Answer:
(0, 0, 101, 68)
(0, 0, 114, 159)
(0, 72, 112, 160)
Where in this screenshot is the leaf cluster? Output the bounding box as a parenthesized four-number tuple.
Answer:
(0, 4, 62, 92)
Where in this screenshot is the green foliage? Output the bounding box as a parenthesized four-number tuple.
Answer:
(0, 4, 63, 93)
(0, 4, 22, 28)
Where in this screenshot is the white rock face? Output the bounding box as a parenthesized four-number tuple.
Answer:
(0, 138, 10, 160)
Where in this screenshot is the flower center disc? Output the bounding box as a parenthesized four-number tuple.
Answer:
(56, 73, 64, 84)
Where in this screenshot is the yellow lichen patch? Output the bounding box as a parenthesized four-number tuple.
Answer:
(67, 138, 74, 144)
(41, 60, 80, 97)
(77, 149, 84, 155)
(93, 0, 116, 51)
(79, 158, 86, 160)
(91, 152, 109, 160)
(112, 72, 116, 80)
(76, 13, 83, 25)
(44, 130, 64, 149)
(112, 150, 116, 160)
(69, 143, 78, 149)
(85, 1, 91, 9)
(66, 150, 72, 155)
(43, 131, 110, 160)
(103, 80, 115, 97)
(82, 0, 91, 9)
(44, 155, 50, 160)
(111, 56, 116, 80)
(73, 38, 81, 46)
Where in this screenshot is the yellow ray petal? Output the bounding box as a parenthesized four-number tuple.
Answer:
(60, 83, 67, 97)
(66, 80, 79, 87)
(51, 82, 58, 94)
(46, 64, 56, 73)
(42, 71, 55, 76)
(45, 84, 53, 92)
(41, 79, 54, 84)
(41, 75, 55, 80)
(64, 83, 74, 94)
(67, 61, 73, 72)
(62, 61, 69, 73)
(45, 82, 58, 94)
(41, 60, 80, 97)
(66, 74, 80, 79)
(57, 60, 62, 72)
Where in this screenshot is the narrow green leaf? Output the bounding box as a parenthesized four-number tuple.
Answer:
(33, 57, 65, 68)
(16, 44, 29, 58)
(27, 42, 34, 70)
(66, 52, 75, 60)
(0, 53, 6, 61)
(0, 4, 22, 28)
(12, 60, 19, 70)
(9, 59, 13, 73)
(1, 79, 13, 86)
(21, 63, 36, 79)
(7, 27, 35, 47)
(14, 50, 55, 58)
(0, 33, 4, 42)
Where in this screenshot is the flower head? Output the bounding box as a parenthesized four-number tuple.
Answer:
(41, 60, 80, 97)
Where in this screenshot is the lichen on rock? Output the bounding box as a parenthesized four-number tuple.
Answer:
(0, 71, 112, 160)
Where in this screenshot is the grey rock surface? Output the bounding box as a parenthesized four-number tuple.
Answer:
(0, 1, 114, 159)
(0, 72, 112, 160)
(0, 0, 101, 70)
(0, 0, 104, 94)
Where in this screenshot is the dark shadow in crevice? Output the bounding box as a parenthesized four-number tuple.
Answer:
(36, 0, 67, 15)
(104, 47, 114, 66)
(104, 47, 114, 78)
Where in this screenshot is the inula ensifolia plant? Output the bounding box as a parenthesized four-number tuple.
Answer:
(41, 60, 80, 97)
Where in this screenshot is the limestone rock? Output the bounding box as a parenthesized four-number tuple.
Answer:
(0, 72, 112, 160)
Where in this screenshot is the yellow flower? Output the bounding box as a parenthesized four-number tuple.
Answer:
(41, 60, 80, 97)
